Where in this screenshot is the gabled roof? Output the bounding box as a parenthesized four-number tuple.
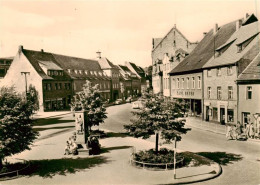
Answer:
(237, 52, 260, 82)
(98, 57, 117, 69)
(169, 20, 237, 75)
(203, 21, 260, 69)
(152, 25, 196, 52)
(22, 49, 110, 81)
(128, 62, 146, 78)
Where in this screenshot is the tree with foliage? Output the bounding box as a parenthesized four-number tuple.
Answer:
(70, 80, 107, 131)
(124, 91, 190, 153)
(27, 85, 40, 112)
(0, 87, 38, 169)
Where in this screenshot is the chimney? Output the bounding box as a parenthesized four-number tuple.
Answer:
(245, 13, 249, 18)
(18, 45, 23, 51)
(236, 19, 243, 30)
(203, 32, 207, 36)
(41, 49, 44, 52)
(213, 23, 218, 34)
(96, 51, 101, 59)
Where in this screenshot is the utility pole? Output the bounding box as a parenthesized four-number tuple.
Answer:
(21, 72, 30, 96)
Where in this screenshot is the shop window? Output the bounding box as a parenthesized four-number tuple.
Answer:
(246, 86, 252, 99)
(227, 109, 234, 122)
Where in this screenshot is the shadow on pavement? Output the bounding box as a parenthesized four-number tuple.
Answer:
(196, 152, 243, 165)
(20, 156, 108, 178)
(33, 117, 74, 126)
(33, 126, 75, 132)
(100, 146, 132, 154)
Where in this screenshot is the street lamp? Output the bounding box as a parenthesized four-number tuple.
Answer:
(21, 72, 30, 96)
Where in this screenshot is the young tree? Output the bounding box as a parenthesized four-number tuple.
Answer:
(27, 85, 40, 112)
(124, 92, 190, 153)
(0, 87, 38, 169)
(70, 80, 107, 131)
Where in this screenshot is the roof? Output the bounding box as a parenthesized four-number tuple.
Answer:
(22, 49, 110, 81)
(0, 57, 14, 61)
(237, 52, 260, 82)
(128, 62, 146, 78)
(203, 21, 260, 69)
(152, 25, 196, 52)
(169, 20, 237, 75)
(153, 38, 162, 49)
(38, 60, 63, 70)
(98, 57, 117, 69)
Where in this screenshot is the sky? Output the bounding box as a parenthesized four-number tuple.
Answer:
(0, 0, 259, 68)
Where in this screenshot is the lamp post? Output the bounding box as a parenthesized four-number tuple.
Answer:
(174, 136, 177, 179)
(21, 72, 30, 97)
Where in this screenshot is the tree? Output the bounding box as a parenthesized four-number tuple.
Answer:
(70, 80, 107, 131)
(27, 85, 40, 112)
(0, 87, 38, 169)
(124, 91, 190, 153)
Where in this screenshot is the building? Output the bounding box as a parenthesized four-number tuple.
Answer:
(117, 65, 140, 99)
(169, 18, 239, 117)
(202, 16, 259, 124)
(0, 46, 112, 111)
(97, 52, 120, 101)
(151, 24, 197, 95)
(0, 57, 13, 78)
(237, 52, 260, 127)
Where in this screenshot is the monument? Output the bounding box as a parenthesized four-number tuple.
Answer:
(74, 111, 90, 155)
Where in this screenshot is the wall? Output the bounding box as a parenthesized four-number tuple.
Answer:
(0, 51, 44, 111)
(171, 72, 202, 100)
(203, 65, 238, 123)
(238, 84, 260, 124)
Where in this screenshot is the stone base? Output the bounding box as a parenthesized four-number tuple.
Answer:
(77, 143, 90, 156)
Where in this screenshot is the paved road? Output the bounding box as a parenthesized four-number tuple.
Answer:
(98, 103, 260, 185)
(33, 103, 260, 185)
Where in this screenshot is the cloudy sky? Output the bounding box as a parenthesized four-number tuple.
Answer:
(0, 0, 259, 67)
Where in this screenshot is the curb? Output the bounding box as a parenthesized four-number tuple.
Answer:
(169, 163, 222, 185)
(185, 123, 226, 136)
(33, 112, 72, 120)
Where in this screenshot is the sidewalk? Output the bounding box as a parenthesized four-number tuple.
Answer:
(32, 111, 72, 119)
(3, 128, 221, 185)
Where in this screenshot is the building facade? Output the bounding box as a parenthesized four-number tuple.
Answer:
(203, 16, 259, 124)
(152, 25, 197, 94)
(0, 57, 13, 78)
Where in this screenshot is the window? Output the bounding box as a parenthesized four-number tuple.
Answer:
(216, 68, 221, 76)
(181, 78, 184, 89)
(47, 83, 52, 91)
(68, 69, 71, 73)
(177, 78, 180, 89)
(246, 86, 252, 99)
(58, 83, 62, 90)
(198, 76, 201, 89)
(54, 83, 58, 90)
(43, 83, 47, 90)
(227, 66, 233, 75)
(79, 70, 82, 74)
(228, 86, 233, 99)
(74, 70, 78, 74)
(237, 45, 242, 53)
(227, 109, 234, 122)
(192, 77, 195, 89)
(217, 87, 222, 100)
(48, 71, 51, 76)
(207, 87, 211, 99)
(207, 69, 212, 77)
(186, 77, 189, 89)
(173, 40, 176, 47)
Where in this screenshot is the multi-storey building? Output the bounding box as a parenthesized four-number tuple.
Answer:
(169, 18, 239, 117)
(0, 57, 13, 78)
(237, 52, 260, 127)
(0, 46, 112, 111)
(152, 25, 197, 95)
(203, 17, 259, 124)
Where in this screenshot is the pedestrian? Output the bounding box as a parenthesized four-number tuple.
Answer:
(249, 122, 254, 138)
(64, 141, 70, 155)
(226, 125, 232, 139)
(245, 123, 250, 138)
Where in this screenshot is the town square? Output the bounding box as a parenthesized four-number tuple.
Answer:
(0, 0, 260, 185)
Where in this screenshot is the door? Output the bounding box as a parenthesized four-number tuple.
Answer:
(206, 106, 209, 121)
(220, 108, 225, 125)
(242, 112, 250, 126)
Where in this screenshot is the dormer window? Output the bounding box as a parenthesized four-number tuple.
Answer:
(68, 69, 71, 73)
(90, 71, 93, 75)
(85, 70, 88, 75)
(79, 70, 82, 74)
(237, 45, 242, 53)
(74, 70, 78, 74)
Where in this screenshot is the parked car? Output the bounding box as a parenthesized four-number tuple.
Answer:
(114, 99, 123, 105)
(126, 97, 132, 103)
(132, 101, 139, 109)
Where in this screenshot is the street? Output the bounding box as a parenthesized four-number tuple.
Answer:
(9, 103, 260, 185)
(99, 103, 260, 185)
